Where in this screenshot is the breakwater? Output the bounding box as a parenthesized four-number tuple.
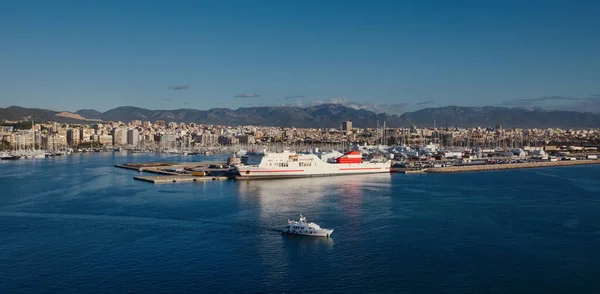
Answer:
(426, 159, 600, 173)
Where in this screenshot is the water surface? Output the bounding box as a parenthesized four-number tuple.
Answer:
(1, 153, 599, 293)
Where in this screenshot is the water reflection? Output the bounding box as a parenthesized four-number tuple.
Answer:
(240, 174, 391, 286)
(236, 174, 393, 228)
(281, 233, 334, 248)
(236, 173, 393, 213)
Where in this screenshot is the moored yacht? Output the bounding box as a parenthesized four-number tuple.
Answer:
(282, 215, 333, 237)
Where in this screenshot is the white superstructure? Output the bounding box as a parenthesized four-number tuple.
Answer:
(282, 215, 333, 237)
(234, 149, 391, 179)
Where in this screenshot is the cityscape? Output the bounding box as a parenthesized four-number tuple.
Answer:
(2, 1, 600, 293)
(2, 117, 599, 157)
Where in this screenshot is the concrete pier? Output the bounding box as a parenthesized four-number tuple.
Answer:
(134, 175, 229, 184)
(391, 167, 425, 174)
(115, 161, 230, 175)
(426, 159, 600, 173)
(115, 160, 234, 183)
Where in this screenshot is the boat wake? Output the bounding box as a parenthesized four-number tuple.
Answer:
(0, 171, 34, 179)
(0, 211, 282, 235)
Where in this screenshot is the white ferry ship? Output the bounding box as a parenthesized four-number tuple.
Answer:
(234, 149, 391, 179)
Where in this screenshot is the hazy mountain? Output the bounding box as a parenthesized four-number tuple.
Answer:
(401, 106, 600, 129)
(0, 106, 87, 124)
(0, 106, 61, 122)
(74, 109, 103, 119)
(2, 104, 600, 128)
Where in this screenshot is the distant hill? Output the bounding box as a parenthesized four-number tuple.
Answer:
(0, 106, 87, 124)
(401, 106, 600, 129)
(0, 106, 62, 122)
(2, 104, 600, 128)
(74, 109, 103, 119)
(91, 104, 402, 128)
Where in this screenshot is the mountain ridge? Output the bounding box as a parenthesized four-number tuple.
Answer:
(2, 104, 600, 128)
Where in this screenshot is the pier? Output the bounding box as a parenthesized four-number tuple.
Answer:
(391, 167, 426, 174)
(425, 159, 600, 173)
(115, 160, 234, 183)
(134, 175, 229, 184)
(115, 161, 231, 175)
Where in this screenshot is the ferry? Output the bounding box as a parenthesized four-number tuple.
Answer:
(234, 149, 391, 179)
(282, 215, 333, 237)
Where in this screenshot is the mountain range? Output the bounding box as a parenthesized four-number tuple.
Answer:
(1, 104, 600, 129)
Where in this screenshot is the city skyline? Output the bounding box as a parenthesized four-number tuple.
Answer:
(1, 1, 600, 113)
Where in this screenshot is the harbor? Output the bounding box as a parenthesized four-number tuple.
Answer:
(111, 150, 600, 184)
(4, 134, 600, 294)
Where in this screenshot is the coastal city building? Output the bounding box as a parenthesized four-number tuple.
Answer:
(1, 118, 599, 158)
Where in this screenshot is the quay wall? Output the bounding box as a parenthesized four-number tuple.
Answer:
(426, 160, 600, 173)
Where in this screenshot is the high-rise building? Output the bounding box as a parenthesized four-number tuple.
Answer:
(342, 121, 352, 135)
(98, 134, 113, 145)
(66, 129, 80, 146)
(195, 134, 218, 146)
(112, 128, 127, 146)
(127, 129, 139, 146)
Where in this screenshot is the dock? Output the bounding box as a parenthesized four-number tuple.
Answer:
(115, 160, 235, 183)
(425, 159, 600, 173)
(115, 161, 231, 175)
(391, 167, 426, 174)
(134, 175, 229, 184)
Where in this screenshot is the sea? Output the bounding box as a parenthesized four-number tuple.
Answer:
(1, 153, 600, 293)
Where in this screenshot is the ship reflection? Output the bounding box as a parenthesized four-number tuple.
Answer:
(247, 174, 391, 284)
(236, 173, 392, 216)
(281, 233, 334, 247)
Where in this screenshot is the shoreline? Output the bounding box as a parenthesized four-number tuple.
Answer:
(425, 159, 600, 173)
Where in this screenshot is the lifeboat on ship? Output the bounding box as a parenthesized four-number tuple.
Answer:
(335, 151, 363, 164)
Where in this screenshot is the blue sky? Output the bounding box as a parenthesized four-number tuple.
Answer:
(1, 0, 599, 114)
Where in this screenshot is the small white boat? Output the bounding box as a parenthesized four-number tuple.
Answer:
(282, 214, 333, 237)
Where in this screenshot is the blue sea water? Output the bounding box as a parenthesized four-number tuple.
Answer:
(1, 153, 600, 293)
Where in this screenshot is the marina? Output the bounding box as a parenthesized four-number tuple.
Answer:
(113, 158, 600, 184)
(106, 147, 600, 184)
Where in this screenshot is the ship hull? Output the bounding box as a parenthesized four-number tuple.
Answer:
(235, 170, 389, 180)
(281, 228, 333, 237)
(234, 163, 391, 180)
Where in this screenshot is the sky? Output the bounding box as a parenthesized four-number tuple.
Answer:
(1, 0, 600, 114)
